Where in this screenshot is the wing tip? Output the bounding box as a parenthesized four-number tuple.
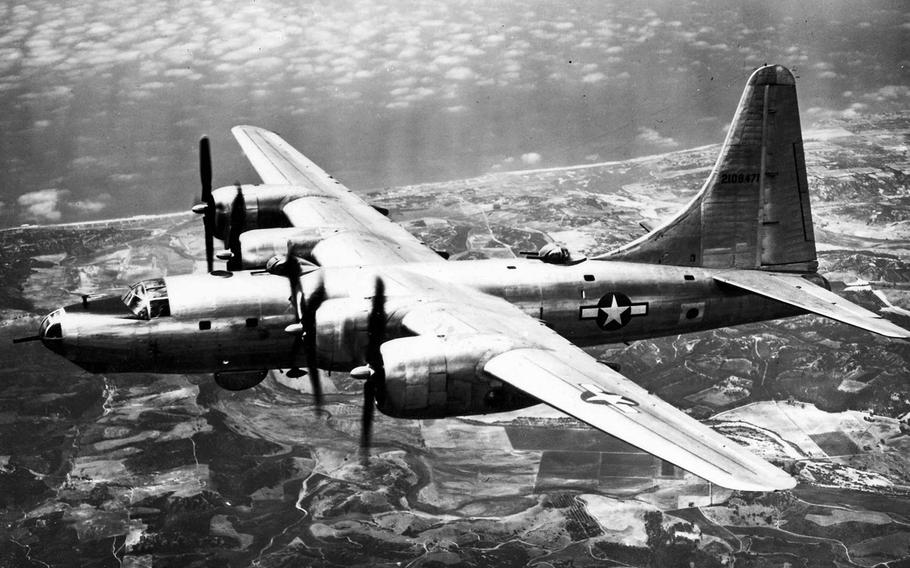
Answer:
(715, 463, 797, 492)
(711, 474, 795, 493)
(738, 474, 797, 492)
(232, 124, 266, 134)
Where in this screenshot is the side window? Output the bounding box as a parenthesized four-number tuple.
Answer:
(150, 299, 170, 318)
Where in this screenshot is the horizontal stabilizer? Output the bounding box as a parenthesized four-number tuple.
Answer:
(714, 271, 910, 339)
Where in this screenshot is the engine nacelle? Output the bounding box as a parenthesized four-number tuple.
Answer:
(210, 184, 311, 240)
(239, 227, 328, 269)
(376, 335, 537, 419)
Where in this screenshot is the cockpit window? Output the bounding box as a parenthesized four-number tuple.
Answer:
(121, 278, 170, 320)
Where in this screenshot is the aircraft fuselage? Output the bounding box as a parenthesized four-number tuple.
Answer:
(43, 258, 809, 376)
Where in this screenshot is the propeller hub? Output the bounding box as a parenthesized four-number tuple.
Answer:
(350, 365, 374, 380)
(266, 255, 290, 276)
(284, 322, 304, 335)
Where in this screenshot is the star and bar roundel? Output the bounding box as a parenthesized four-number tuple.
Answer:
(579, 292, 648, 331)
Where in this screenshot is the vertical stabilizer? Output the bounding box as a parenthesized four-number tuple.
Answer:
(602, 65, 817, 272)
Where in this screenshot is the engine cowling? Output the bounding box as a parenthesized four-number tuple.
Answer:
(210, 184, 310, 240)
(376, 335, 537, 419)
(239, 227, 327, 269)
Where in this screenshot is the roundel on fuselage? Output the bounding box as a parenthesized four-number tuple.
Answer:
(579, 292, 649, 331)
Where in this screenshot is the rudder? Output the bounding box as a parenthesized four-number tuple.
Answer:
(601, 65, 817, 272)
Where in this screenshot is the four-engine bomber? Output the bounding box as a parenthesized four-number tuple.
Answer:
(19, 65, 909, 492)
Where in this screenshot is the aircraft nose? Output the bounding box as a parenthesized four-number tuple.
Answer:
(39, 308, 66, 353)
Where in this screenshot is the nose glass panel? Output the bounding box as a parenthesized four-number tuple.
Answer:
(40, 308, 64, 339)
(39, 308, 66, 353)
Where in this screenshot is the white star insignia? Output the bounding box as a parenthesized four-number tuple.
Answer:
(599, 295, 628, 326)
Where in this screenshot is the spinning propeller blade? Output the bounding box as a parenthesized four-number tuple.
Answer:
(360, 277, 386, 462)
(278, 244, 325, 409)
(302, 279, 326, 407)
(225, 183, 246, 271)
(194, 136, 215, 273)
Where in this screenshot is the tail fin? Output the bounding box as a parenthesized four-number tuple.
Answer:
(602, 65, 817, 273)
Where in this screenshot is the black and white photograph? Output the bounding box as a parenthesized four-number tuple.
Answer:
(1, 0, 908, 566)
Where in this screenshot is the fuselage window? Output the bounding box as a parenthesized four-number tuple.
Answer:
(245, 318, 258, 328)
(199, 320, 211, 330)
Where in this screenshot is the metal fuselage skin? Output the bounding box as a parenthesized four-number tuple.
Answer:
(43, 258, 803, 375)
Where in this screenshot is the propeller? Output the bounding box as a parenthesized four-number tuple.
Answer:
(224, 183, 246, 271)
(275, 248, 325, 408)
(192, 136, 216, 273)
(301, 279, 326, 406)
(12, 335, 41, 344)
(359, 277, 387, 462)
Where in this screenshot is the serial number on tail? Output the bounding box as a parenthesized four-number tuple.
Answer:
(720, 172, 759, 184)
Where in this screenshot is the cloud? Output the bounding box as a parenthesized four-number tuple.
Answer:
(840, 102, 868, 118)
(636, 127, 679, 149)
(863, 85, 910, 101)
(431, 54, 465, 68)
(70, 193, 111, 214)
(521, 152, 542, 165)
(16, 188, 111, 222)
(444, 66, 476, 81)
(582, 72, 606, 83)
(18, 189, 66, 222)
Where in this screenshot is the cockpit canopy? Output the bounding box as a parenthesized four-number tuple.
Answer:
(121, 278, 170, 320)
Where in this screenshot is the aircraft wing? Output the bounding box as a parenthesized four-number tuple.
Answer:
(395, 271, 796, 491)
(231, 125, 441, 266)
(714, 270, 910, 339)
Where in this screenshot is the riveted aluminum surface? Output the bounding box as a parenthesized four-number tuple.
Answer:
(165, 271, 293, 319)
(603, 64, 816, 273)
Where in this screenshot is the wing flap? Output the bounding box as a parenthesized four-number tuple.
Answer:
(715, 271, 910, 339)
(484, 348, 796, 492)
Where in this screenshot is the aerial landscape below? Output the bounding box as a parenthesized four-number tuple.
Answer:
(1, 108, 909, 566)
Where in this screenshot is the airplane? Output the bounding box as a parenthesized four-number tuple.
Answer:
(15, 64, 909, 493)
